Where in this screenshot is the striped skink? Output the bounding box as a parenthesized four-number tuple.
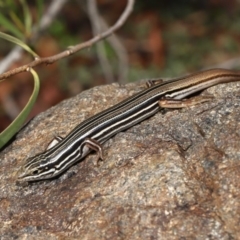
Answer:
(19, 68, 240, 182)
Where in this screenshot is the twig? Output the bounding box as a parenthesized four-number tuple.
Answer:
(38, 0, 68, 31)
(1, 95, 20, 119)
(0, 0, 68, 120)
(87, 0, 115, 83)
(98, 17, 129, 83)
(0, 46, 22, 75)
(207, 57, 240, 70)
(0, 0, 135, 80)
(0, 0, 68, 75)
(86, 0, 129, 83)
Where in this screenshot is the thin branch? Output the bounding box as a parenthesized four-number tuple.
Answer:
(0, 0, 135, 80)
(0, 46, 22, 74)
(87, 0, 115, 83)
(86, 0, 129, 84)
(38, 0, 68, 31)
(99, 17, 129, 83)
(0, 0, 68, 75)
(208, 57, 240, 69)
(0, 0, 68, 120)
(1, 94, 20, 119)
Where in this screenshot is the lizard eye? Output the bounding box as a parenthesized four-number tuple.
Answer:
(32, 169, 40, 175)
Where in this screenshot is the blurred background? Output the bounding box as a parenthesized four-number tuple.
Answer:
(0, 0, 240, 132)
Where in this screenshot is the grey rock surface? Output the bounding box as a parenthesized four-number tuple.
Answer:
(0, 80, 239, 239)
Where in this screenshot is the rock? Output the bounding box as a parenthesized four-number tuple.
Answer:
(0, 80, 239, 239)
